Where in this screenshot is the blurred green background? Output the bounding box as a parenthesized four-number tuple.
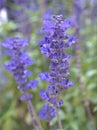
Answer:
(0, 0, 97, 130)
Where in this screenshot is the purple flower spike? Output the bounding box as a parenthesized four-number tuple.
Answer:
(3, 37, 38, 100)
(39, 15, 75, 122)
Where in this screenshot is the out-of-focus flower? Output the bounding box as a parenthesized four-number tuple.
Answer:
(3, 37, 38, 100)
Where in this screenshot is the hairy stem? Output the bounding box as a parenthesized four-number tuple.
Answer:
(26, 100, 44, 130)
(56, 107, 63, 130)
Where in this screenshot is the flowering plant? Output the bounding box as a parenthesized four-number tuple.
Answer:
(38, 15, 75, 125)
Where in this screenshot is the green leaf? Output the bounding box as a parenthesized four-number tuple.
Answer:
(86, 70, 97, 77)
(2, 118, 14, 130)
(93, 106, 97, 112)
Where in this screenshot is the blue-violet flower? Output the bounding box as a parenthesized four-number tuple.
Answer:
(39, 15, 75, 122)
(3, 37, 38, 100)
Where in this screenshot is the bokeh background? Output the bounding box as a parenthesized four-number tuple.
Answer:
(0, 0, 97, 130)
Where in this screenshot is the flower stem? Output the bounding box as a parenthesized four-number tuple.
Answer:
(56, 107, 63, 130)
(26, 100, 44, 130)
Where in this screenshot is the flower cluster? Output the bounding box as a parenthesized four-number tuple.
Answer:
(39, 103, 56, 122)
(3, 37, 38, 100)
(39, 15, 75, 121)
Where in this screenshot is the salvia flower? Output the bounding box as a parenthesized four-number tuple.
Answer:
(39, 103, 56, 122)
(3, 37, 38, 100)
(39, 15, 75, 121)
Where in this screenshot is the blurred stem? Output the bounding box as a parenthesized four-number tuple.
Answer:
(56, 107, 63, 130)
(73, 1, 95, 129)
(75, 26, 95, 130)
(39, 0, 46, 17)
(26, 100, 44, 130)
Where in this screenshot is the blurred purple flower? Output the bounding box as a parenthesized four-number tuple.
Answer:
(0, 0, 5, 9)
(3, 37, 38, 100)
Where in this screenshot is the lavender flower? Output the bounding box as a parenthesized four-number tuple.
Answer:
(39, 103, 56, 122)
(39, 15, 75, 122)
(3, 37, 38, 100)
